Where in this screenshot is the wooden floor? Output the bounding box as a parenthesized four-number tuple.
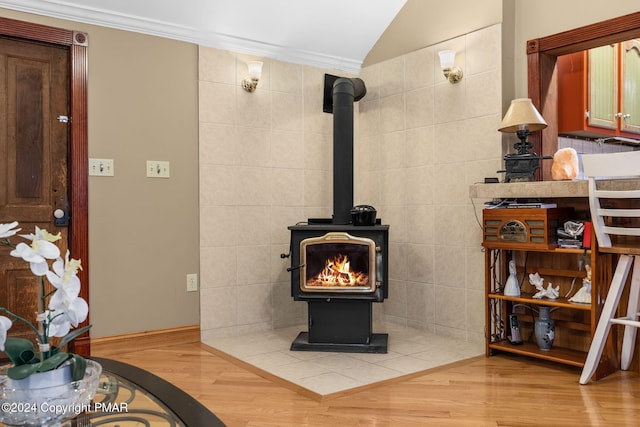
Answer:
(96, 342, 640, 427)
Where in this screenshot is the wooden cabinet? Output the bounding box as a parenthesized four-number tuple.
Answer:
(620, 39, 640, 135)
(558, 40, 640, 139)
(483, 209, 617, 379)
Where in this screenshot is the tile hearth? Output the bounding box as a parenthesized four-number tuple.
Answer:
(203, 322, 483, 396)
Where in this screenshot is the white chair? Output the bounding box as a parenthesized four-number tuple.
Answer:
(579, 150, 640, 385)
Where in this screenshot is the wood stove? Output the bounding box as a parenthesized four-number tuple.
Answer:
(285, 74, 389, 353)
(288, 222, 389, 352)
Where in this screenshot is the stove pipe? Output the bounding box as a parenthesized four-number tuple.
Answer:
(331, 77, 366, 224)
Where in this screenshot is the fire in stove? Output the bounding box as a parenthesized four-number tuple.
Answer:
(300, 232, 378, 293)
(311, 253, 368, 288)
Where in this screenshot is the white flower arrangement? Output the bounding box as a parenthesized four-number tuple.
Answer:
(0, 221, 90, 381)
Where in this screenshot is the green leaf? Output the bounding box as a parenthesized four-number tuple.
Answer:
(7, 363, 41, 380)
(5, 351, 86, 381)
(56, 324, 92, 350)
(38, 352, 70, 372)
(70, 354, 87, 381)
(49, 344, 59, 356)
(3, 338, 37, 366)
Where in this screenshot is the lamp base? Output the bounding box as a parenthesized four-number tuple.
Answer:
(242, 78, 258, 92)
(498, 153, 551, 183)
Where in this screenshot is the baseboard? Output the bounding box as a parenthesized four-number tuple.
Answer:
(90, 325, 200, 357)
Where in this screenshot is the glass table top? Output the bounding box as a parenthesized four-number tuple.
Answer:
(1, 357, 225, 427)
(70, 368, 187, 426)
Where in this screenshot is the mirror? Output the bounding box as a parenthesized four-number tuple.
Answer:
(526, 11, 640, 180)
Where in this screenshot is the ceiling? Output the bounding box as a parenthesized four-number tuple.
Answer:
(0, 0, 502, 73)
(0, 0, 405, 73)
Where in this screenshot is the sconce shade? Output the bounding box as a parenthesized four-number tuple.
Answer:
(247, 61, 263, 80)
(437, 50, 462, 83)
(242, 60, 263, 92)
(498, 98, 547, 133)
(438, 50, 456, 69)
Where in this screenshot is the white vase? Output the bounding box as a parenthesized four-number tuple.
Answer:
(6, 361, 73, 390)
(534, 307, 555, 350)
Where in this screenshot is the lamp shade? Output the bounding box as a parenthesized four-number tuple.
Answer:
(498, 98, 547, 133)
(247, 61, 263, 80)
(438, 50, 456, 69)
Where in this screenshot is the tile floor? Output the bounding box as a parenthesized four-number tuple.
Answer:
(203, 322, 484, 396)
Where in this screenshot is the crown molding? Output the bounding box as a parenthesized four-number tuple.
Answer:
(0, 0, 362, 73)
(200, 30, 361, 73)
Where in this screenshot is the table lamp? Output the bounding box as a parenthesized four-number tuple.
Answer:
(498, 98, 550, 182)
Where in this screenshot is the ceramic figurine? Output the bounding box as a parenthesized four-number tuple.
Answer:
(569, 265, 592, 304)
(530, 272, 560, 299)
(504, 260, 520, 297)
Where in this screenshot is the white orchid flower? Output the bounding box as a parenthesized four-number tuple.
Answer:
(0, 315, 12, 351)
(20, 227, 62, 244)
(10, 227, 61, 276)
(47, 251, 82, 306)
(45, 311, 71, 338)
(46, 295, 88, 338)
(1, 222, 90, 378)
(48, 280, 81, 309)
(0, 221, 20, 239)
(65, 296, 89, 327)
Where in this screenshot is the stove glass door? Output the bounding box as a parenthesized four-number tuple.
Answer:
(300, 232, 376, 293)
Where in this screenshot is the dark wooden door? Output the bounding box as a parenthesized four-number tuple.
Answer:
(0, 37, 70, 341)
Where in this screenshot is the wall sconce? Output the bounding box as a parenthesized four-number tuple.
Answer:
(242, 61, 263, 92)
(438, 50, 463, 84)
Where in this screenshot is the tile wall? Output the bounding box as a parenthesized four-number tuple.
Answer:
(558, 136, 635, 153)
(198, 24, 504, 344)
(198, 48, 336, 341)
(355, 25, 503, 343)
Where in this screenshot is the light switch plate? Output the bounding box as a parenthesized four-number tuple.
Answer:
(89, 158, 114, 176)
(146, 160, 170, 178)
(186, 273, 198, 292)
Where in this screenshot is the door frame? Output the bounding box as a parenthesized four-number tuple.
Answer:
(0, 17, 90, 354)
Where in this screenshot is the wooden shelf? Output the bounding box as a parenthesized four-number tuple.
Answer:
(488, 292, 591, 311)
(483, 243, 590, 254)
(515, 265, 587, 279)
(488, 341, 586, 367)
(482, 204, 618, 380)
(483, 214, 602, 375)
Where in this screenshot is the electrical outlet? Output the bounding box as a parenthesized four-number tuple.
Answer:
(89, 158, 115, 176)
(186, 273, 198, 292)
(146, 160, 170, 178)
